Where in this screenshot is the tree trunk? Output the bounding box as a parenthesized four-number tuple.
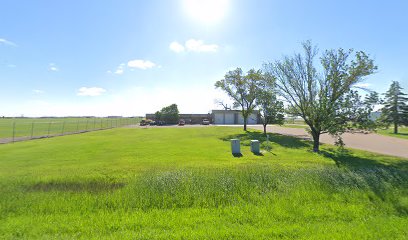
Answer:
(311, 130, 320, 152)
(243, 117, 247, 131)
(394, 122, 398, 134)
(263, 124, 267, 135)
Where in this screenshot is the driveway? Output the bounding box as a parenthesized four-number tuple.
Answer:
(248, 125, 408, 159)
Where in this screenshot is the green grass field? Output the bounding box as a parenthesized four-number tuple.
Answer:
(376, 127, 408, 140)
(0, 117, 141, 139)
(0, 127, 407, 239)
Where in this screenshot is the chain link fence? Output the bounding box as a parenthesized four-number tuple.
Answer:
(0, 117, 142, 144)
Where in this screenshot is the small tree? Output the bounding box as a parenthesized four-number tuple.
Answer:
(257, 73, 284, 135)
(380, 81, 408, 133)
(215, 68, 261, 131)
(264, 41, 377, 152)
(360, 91, 380, 130)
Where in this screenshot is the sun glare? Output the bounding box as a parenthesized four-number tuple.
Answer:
(183, 0, 229, 25)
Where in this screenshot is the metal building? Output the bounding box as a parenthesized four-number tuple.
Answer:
(212, 110, 259, 125)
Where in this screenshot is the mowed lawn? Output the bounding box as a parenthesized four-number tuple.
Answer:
(0, 127, 407, 239)
(377, 126, 408, 140)
(0, 117, 140, 139)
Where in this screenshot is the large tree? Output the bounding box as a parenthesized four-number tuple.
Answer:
(215, 68, 261, 131)
(157, 104, 179, 124)
(380, 81, 408, 133)
(257, 73, 284, 135)
(264, 41, 377, 152)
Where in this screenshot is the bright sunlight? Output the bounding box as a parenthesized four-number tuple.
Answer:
(183, 0, 229, 24)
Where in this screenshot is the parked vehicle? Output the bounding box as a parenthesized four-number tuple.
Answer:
(178, 119, 185, 126)
(139, 120, 147, 126)
(149, 121, 156, 126)
(157, 120, 166, 126)
(202, 119, 210, 125)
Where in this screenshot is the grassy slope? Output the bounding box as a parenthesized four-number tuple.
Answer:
(376, 127, 408, 140)
(0, 127, 407, 239)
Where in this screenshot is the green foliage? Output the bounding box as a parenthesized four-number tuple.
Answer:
(380, 81, 408, 133)
(215, 68, 261, 130)
(339, 90, 379, 131)
(0, 127, 407, 239)
(256, 73, 284, 134)
(154, 110, 162, 121)
(265, 40, 377, 152)
(156, 103, 179, 124)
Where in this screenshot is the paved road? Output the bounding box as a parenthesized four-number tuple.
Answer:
(248, 125, 408, 159)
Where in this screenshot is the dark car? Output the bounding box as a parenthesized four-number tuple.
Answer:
(178, 119, 185, 126)
(157, 120, 166, 126)
(149, 121, 156, 126)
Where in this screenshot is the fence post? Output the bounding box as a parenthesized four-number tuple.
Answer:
(76, 120, 79, 133)
(47, 122, 51, 137)
(93, 118, 96, 130)
(85, 119, 89, 131)
(100, 119, 103, 129)
(61, 121, 65, 135)
(31, 122, 34, 139)
(12, 122, 16, 143)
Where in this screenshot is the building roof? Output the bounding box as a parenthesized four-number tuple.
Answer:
(211, 109, 259, 114)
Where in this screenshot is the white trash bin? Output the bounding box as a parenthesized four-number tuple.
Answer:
(250, 140, 260, 154)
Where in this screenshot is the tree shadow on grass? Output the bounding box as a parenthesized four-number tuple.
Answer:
(319, 147, 408, 213)
(320, 147, 408, 170)
(219, 130, 311, 150)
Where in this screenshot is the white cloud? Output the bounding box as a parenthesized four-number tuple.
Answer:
(49, 63, 59, 72)
(0, 38, 17, 47)
(127, 59, 156, 69)
(115, 68, 124, 74)
(108, 61, 156, 75)
(33, 89, 45, 94)
(170, 39, 219, 53)
(114, 63, 125, 75)
(354, 83, 371, 88)
(77, 87, 107, 96)
(169, 41, 185, 53)
(185, 39, 218, 52)
(106, 64, 125, 75)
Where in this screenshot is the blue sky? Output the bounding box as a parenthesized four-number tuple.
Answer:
(1, 0, 407, 117)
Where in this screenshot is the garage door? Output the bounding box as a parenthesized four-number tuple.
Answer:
(225, 113, 234, 124)
(214, 113, 224, 124)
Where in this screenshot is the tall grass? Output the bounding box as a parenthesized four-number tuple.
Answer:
(1, 165, 407, 239)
